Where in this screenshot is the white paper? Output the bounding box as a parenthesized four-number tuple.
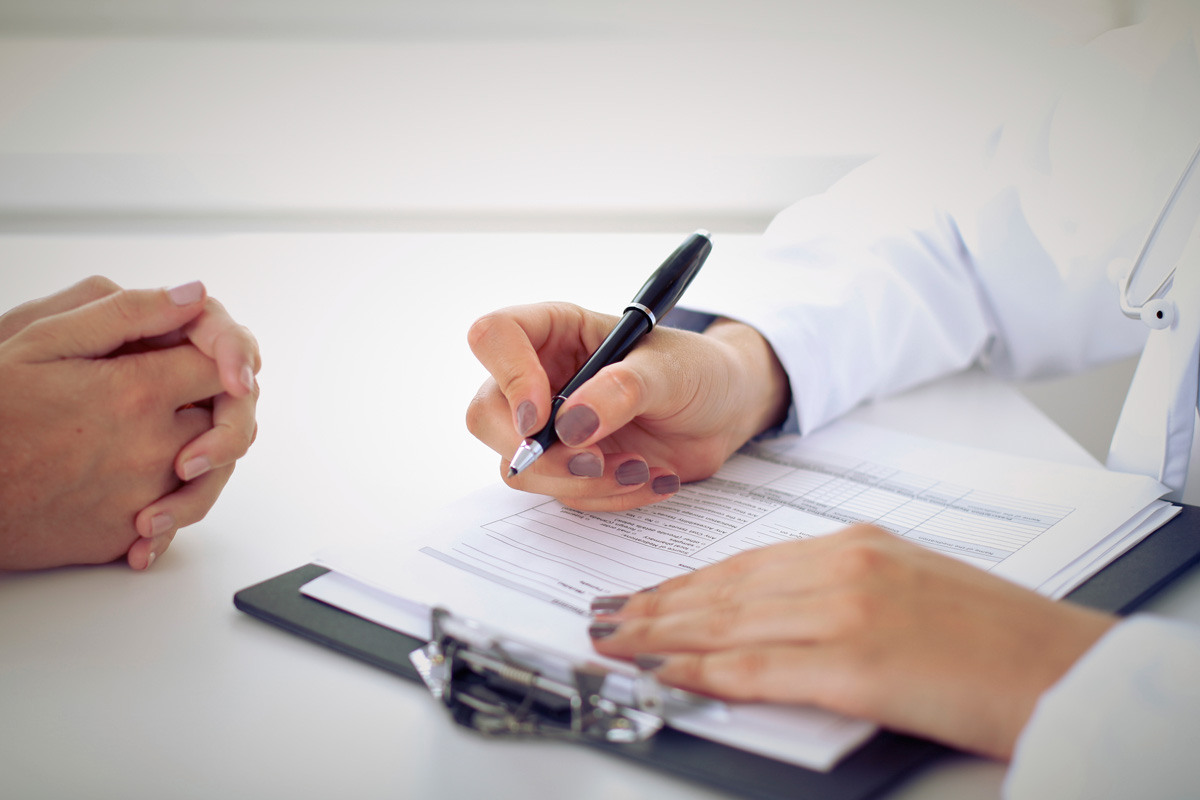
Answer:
(306, 421, 1171, 770)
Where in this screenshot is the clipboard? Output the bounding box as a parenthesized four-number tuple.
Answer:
(234, 504, 1200, 800)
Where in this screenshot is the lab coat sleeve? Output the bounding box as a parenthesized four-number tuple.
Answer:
(682, 12, 1199, 434)
(1004, 615, 1200, 799)
(684, 140, 1148, 435)
(683, 163, 998, 435)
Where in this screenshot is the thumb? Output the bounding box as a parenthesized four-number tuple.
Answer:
(556, 344, 676, 447)
(15, 281, 207, 361)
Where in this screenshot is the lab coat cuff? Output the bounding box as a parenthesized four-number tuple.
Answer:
(1004, 614, 1200, 798)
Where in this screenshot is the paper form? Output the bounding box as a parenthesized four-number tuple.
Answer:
(307, 421, 1172, 770)
(417, 422, 1169, 613)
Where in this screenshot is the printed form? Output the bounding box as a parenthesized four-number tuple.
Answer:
(414, 422, 1171, 614)
(307, 421, 1174, 770)
(427, 440, 1079, 615)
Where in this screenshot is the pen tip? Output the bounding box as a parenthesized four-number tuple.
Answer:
(507, 439, 544, 477)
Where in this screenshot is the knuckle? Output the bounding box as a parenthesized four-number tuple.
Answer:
(709, 650, 773, 700)
(106, 289, 143, 331)
(669, 654, 704, 686)
(833, 589, 881, 634)
(242, 327, 263, 371)
(216, 419, 255, 457)
(635, 590, 666, 617)
(202, 296, 228, 316)
(113, 372, 162, 418)
(192, 503, 212, 524)
(106, 361, 181, 423)
(841, 523, 889, 545)
(702, 603, 743, 642)
(492, 363, 528, 395)
(729, 649, 772, 681)
(215, 321, 257, 354)
(597, 365, 646, 409)
(711, 580, 739, 605)
(833, 538, 890, 581)
(466, 312, 504, 352)
(465, 385, 509, 444)
(464, 388, 489, 435)
(467, 321, 531, 391)
(0, 310, 24, 342)
(78, 275, 121, 297)
(14, 315, 58, 351)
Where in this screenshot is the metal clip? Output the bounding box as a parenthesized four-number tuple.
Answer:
(409, 607, 664, 744)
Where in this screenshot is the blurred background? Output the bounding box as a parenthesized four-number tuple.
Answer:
(0, 0, 1151, 457)
(0, 0, 1149, 234)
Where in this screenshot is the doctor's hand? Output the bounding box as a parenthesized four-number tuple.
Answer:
(466, 302, 791, 511)
(0, 277, 260, 571)
(588, 525, 1117, 761)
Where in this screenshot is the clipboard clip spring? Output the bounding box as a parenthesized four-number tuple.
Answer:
(409, 607, 664, 744)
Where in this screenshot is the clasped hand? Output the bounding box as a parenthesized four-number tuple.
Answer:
(0, 277, 260, 570)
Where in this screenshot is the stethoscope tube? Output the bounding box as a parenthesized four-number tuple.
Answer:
(1121, 138, 1200, 329)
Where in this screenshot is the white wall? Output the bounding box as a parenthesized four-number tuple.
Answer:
(0, 0, 1146, 460)
(0, 0, 1138, 233)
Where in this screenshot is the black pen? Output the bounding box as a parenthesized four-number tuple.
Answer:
(508, 230, 713, 477)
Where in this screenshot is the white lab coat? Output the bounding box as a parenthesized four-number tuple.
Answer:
(686, 4, 1200, 796)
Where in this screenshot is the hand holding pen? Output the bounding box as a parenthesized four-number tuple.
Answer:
(466, 232, 793, 512)
(507, 231, 712, 476)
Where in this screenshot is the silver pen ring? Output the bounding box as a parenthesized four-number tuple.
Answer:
(625, 302, 656, 327)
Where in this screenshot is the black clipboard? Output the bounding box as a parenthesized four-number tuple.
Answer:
(234, 504, 1200, 800)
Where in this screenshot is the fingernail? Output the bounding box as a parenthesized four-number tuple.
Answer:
(181, 455, 212, 481)
(145, 551, 157, 570)
(149, 512, 175, 537)
(590, 595, 630, 614)
(240, 364, 256, 394)
(167, 281, 204, 306)
(652, 475, 680, 495)
(588, 621, 620, 639)
(634, 654, 666, 671)
(615, 459, 650, 486)
(516, 400, 537, 436)
(568, 452, 603, 478)
(555, 405, 599, 447)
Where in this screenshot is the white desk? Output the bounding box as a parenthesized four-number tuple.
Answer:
(2, 232, 1197, 800)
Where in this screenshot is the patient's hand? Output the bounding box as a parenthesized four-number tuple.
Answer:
(0, 277, 260, 570)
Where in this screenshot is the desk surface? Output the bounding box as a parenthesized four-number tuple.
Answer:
(3, 232, 1198, 800)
